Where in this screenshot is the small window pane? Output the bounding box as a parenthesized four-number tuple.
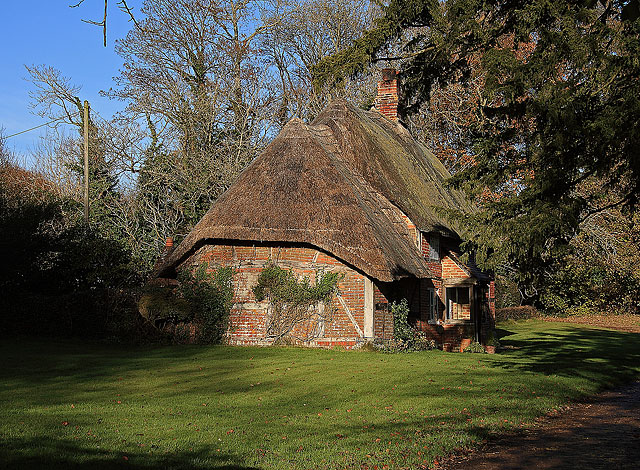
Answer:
(426, 288, 436, 321)
(429, 233, 440, 261)
(457, 287, 469, 304)
(446, 286, 470, 321)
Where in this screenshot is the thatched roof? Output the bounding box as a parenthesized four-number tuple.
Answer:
(156, 100, 471, 282)
(313, 101, 472, 236)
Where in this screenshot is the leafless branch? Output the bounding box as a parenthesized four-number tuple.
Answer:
(117, 0, 139, 29)
(72, 0, 108, 46)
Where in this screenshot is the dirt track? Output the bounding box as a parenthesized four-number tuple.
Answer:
(442, 380, 640, 469)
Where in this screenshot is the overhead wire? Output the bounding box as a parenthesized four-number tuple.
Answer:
(4, 112, 81, 139)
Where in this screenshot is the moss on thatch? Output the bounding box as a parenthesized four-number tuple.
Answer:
(312, 100, 472, 237)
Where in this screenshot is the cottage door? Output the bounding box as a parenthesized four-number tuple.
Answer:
(473, 287, 482, 343)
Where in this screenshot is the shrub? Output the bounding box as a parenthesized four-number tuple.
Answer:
(565, 302, 600, 317)
(391, 299, 413, 342)
(463, 341, 486, 353)
(0, 287, 153, 342)
(495, 275, 522, 309)
(140, 264, 234, 344)
(484, 330, 501, 349)
(138, 287, 193, 325)
(413, 331, 437, 351)
(378, 336, 437, 353)
(177, 264, 234, 343)
(539, 252, 640, 316)
(378, 300, 437, 353)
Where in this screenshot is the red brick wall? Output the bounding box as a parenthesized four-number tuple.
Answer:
(417, 232, 498, 348)
(420, 232, 443, 278)
(177, 236, 495, 352)
(183, 242, 386, 348)
(441, 255, 469, 279)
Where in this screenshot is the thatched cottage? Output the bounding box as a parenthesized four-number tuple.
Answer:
(154, 70, 495, 351)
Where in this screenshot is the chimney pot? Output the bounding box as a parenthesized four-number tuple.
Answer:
(381, 68, 397, 81)
(153, 237, 175, 272)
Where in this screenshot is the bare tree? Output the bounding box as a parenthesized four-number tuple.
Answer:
(107, 0, 293, 239)
(0, 129, 11, 166)
(69, 0, 139, 46)
(57, 0, 379, 273)
(30, 129, 83, 200)
(261, 0, 377, 123)
(26, 64, 117, 197)
(406, 67, 486, 175)
(26, 65, 84, 128)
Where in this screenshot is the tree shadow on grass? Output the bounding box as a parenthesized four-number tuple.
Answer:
(0, 436, 261, 470)
(491, 325, 640, 386)
(0, 338, 273, 397)
(2, 329, 639, 469)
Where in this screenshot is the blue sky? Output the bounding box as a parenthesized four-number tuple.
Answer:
(0, 0, 142, 161)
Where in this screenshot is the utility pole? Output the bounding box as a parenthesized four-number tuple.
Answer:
(83, 100, 89, 223)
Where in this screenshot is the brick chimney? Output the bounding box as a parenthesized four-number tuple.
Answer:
(164, 237, 174, 255)
(152, 237, 175, 275)
(375, 68, 399, 121)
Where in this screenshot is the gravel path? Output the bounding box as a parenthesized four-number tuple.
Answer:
(442, 380, 640, 470)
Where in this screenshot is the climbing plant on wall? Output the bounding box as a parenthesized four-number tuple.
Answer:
(252, 263, 343, 342)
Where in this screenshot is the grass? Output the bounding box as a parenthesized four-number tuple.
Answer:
(1, 320, 639, 469)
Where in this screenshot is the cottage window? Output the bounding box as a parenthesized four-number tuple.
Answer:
(426, 288, 437, 322)
(445, 286, 470, 321)
(428, 233, 440, 261)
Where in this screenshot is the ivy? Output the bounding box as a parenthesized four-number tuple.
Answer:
(252, 263, 343, 341)
(391, 299, 413, 342)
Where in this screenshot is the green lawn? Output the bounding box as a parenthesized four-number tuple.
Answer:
(1, 320, 639, 469)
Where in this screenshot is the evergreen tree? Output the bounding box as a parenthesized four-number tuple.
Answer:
(316, 0, 640, 301)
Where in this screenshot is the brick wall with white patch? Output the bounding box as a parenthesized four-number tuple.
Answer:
(183, 242, 390, 348)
